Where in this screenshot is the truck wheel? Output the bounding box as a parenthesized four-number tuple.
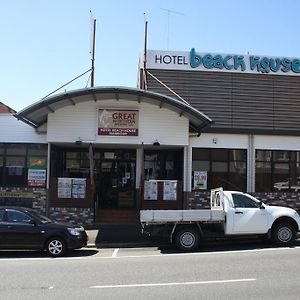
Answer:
(175, 228, 200, 251)
(272, 223, 295, 246)
(46, 237, 66, 257)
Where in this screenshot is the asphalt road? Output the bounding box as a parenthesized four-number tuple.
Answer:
(1, 240, 300, 300)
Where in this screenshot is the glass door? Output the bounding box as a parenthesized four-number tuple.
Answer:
(96, 160, 136, 209)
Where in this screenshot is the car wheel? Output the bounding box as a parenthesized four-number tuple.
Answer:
(272, 223, 295, 246)
(175, 227, 200, 251)
(46, 237, 66, 257)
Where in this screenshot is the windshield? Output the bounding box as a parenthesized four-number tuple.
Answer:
(27, 209, 53, 224)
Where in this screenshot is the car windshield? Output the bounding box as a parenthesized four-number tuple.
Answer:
(27, 209, 53, 224)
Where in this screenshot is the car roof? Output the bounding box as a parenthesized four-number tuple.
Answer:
(0, 206, 33, 212)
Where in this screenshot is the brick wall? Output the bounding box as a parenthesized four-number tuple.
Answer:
(49, 207, 94, 226)
(0, 187, 47, 213)
(187, 191, 300, 213)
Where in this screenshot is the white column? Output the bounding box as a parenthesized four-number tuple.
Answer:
(247, 134, 255, 192)
(184, 144, 193, 192)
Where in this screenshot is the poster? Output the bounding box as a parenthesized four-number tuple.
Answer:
(58, 178, 87, 199)
(58, 178, 72, 198)
(144, 180, 158, 200)
(163, 180, 177, 201)
(28, 169, 46, 187)
(72, 178, 86, 199)
(194, 171, 208, 190)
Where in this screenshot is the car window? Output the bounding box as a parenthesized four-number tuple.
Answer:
(6, 210, 32, 224)
(0, 209, 3, 222)
(232, 194, 259, 208)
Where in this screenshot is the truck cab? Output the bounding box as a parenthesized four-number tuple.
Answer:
(215, 188, 300, 245)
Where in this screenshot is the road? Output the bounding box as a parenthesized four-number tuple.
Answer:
(1, 241, 300, 300)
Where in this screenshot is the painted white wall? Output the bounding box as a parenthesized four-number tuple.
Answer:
(47, 99, 189, 146)
(254, 135, 300, 150)
(0, 114, 46, 143)
(190, 133, 248, 149)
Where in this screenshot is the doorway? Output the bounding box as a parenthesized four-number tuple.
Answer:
(95, 150, 136, 209)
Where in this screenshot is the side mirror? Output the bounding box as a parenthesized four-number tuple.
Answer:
(29, 219, 37, 226)
(259, 201, 265, 209)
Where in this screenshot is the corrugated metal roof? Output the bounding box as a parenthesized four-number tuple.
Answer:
(14, 86, 212, 134)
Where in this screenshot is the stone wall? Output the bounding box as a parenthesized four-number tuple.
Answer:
(0, 187, 47, 213)
(187, 190, 300, 213)
(49, 207, 94, 226)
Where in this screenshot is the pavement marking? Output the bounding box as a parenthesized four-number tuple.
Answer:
(0, 245, 299, 262)
(112, 248, 119, 258)
(90, 278, 256, 289)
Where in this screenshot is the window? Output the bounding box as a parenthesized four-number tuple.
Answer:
(144, 150, 183, 180)
(255, 150, 300, 192)
(0, 143, 47, 187)
(6, 210, 31, 224)
(0, 209, 4, 222)
(232, 194, 259, 208)
(192, 148, 247, 191)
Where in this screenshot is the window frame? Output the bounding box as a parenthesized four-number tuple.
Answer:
(0, 143, 47, 187)
(192, 148, 247, 191)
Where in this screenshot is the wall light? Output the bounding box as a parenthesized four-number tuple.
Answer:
(153, 139, 160, 146)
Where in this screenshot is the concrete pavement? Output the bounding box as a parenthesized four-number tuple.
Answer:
(85, 224, 152, 248)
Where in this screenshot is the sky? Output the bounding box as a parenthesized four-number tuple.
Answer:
(1, 0, 300, 111)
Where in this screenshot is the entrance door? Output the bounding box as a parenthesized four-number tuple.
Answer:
(97, 160, 136, 209)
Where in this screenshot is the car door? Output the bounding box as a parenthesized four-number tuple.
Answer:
(232, 193, 269, 234)
(3, 209, 44, 249)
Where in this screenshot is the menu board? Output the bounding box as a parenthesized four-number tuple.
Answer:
(72, 178, 86, 199)
(163, 180, 177, 201)
(144, 180, 158, 200)
(57, 178, 86, 199)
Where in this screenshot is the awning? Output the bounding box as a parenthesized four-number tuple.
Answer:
(15, 87, 212, 134)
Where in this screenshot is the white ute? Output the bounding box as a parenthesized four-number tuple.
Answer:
(140, 188, 300, 251)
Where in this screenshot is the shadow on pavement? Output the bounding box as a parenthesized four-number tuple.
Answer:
(0, 248, 99, 259)
(158, 238, 300, 254)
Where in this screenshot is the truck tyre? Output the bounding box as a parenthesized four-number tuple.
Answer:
(272, 223, 296, 246)
(175, 228, 200, 251)
(46, 237, 66, 257)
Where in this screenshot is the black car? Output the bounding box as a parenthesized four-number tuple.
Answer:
(0, 207, 88, 257)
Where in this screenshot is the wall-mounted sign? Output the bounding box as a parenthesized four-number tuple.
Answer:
(57, 178, 86, 199)
(163, 180, 177, 201)
(28, 169, 46, 187)
(0, 191, 34, 198)
(146, 49, 300, 76)
(193, 171, 207, 190)
(27, 156, 47, 187)
(98, 109, 139, 136)
(144, 180, 158, 200)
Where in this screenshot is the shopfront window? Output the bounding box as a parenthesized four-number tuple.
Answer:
(255, 150, 300, 192)
(144, 150, 183, 180)
(0, 143, 47, 187)
(192, 148, 247, 191)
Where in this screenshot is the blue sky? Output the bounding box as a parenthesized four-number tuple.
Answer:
(1, 0, 300, 111)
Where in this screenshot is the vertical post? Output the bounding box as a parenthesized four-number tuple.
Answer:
(247, 134, 255, 192)
(141, 18, 148, 89)
(91, 18, 96, 87)
(46, 142, 51, 216)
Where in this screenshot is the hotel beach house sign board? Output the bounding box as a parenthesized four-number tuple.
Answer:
(98, 109, 139, 136)
(146, 49, 300, 76)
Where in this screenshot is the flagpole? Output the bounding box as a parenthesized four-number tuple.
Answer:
(91, 18, 96, 87)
